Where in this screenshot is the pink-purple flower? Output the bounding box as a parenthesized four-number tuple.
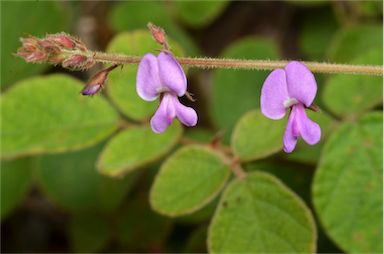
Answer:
(261, 61, 321, 153)
(136, 51, 197, 133)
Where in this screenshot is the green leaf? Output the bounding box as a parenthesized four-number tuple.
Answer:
(109, 1, 198, 55)
(323, 48, 383, 118)
(34, 143, 137, 212)
(1, 2, 70, 87)
(313, 112, 383, 253)
(211, 37, 279, 142)
(173, 1, 228, 27)
(328, 25, 383, 62)
(116, 195, 172, 252)
(209, 172, 317, 253)
(245, 160, 313, 204)
(106, 31, 184, 121)
(0, 158, 32, 219)
(97, 124, 182, 177)
(231, 110, 286, 161)
(150, 145, 231, 216)
(1, 74, 119, 159)
(69, 213, 110, 253)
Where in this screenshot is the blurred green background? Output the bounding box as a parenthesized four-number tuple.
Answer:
(1, 1, 382, 253)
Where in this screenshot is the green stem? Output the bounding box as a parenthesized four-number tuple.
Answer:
(92, 51, 382, 76)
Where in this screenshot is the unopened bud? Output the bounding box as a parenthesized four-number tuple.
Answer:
(46, 33, 76, 49)
(62, 54, 95, 70)
(147, 22, 168, 48)
(81, 65, 119, 96)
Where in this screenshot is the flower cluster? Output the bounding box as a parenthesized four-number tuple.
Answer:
(261, 61, 321, 152)
(136, 52, 198, 133)
(17, 33, 94, 70)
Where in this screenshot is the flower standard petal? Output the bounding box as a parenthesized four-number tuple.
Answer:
(295, 103, 321, 145)
(150, 94, 176, 133)
(260, 69, 290, 120)
(136, 53, 162, 101)
(283, 106, 300, 153)
(285, 61, 317, 107)
(172, 96, 198, 127)
(158, 52, 187, 96)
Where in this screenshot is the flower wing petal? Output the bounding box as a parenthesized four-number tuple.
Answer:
(173, 97, 198, 127)
(283, 107, 298, 153)
(295, 104, 321, 145)
(285, 61, 317, 107)
(260, 69, 289, 120)
(158, 52, 187, 96)
(136, 53, 161, 101)
(150, 94, 175, 133)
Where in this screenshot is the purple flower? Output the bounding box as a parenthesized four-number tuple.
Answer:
(136, 51, 197, 133)
(261, 61, 321, 153)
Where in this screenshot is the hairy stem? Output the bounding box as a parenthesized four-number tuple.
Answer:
(92, 51, 382, 76)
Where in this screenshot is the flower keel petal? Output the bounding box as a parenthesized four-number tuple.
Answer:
(283, 107, 298, 153)
(150, 94, 175, 133)
(173, 96, 198, 127)
(295, 103, 321, 145)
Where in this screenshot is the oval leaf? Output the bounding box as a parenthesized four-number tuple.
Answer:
(173, 1, 228, 27)
(97, 124, 182, 177)
(34, 143, 137, 212)
(327, 25, 382, 62)
(150, 145, 231, 216)
(1, 74, 119, 159)
(323, 48, 383, 118)
(313, 112, 383, 253)
(209, 172, 317, 253)
(106, 31, 184, 121)
(231, 110, 286, 161)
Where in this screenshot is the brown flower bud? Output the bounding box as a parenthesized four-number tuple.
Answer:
(147, 22, 168, 48)
(62, 54, 95, 70)
(46, 33, 76, 49)
(81, 65, 119, 96)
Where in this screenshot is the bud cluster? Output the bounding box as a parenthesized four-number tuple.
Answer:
(17, 33, 95, 70)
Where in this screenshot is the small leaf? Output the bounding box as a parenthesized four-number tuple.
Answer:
(34, 143, 137, 212)
(0, 158, 32, 219)
(1, 1, 70, 87)
(1, 74, 119, 159)
(97, 124, 182, 177)
(313, 112, 383, 253)
(209, 172, 317, 253)
(328, 25, 382, 62)
(323, 48, 382, 118)
(150, 145, 231, 216)
(69, 213, 110, 253)
(106, 31, 184, 121)
(231, 110, 286, 161)
(211, 37, 279, 142)
(173, 1, 228, 27)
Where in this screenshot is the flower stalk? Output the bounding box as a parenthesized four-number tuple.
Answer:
(92, 51, 382, 76)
